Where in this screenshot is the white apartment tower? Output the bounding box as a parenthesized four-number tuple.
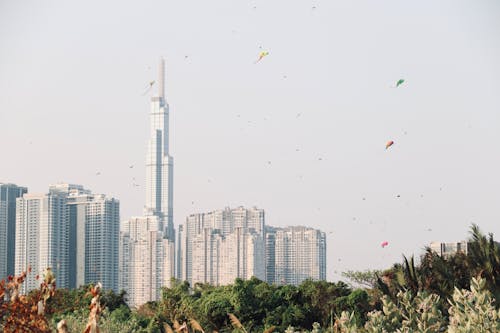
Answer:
(272, 226, 326, 285)
(120, 216, 173, 307)
(59, 185, 120, 292)
(179, 206, 266, 285)
(0, 183, 27, 280)
(15, 191, 69, 293)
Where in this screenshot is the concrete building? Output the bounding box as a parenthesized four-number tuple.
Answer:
(15, 190, 69, 293)
(218, 227, 265, 285)
(429, 241, 470, 258)
(0, 183, 27, 280)
(272, 226, 326, 285)
(144, 57, 174, 242)
(120, 216, 173, 307)
(179, 206, 265, 285)
(64, 189, 120, 291)
(119, 58, 176, 306)
(264, 226, 277, 284)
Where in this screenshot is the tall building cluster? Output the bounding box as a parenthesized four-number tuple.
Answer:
(6, 183, 120, 294)
(177, 207, 326, 287)
(0, 58, 327, 308)
(178, 206, 266, 286)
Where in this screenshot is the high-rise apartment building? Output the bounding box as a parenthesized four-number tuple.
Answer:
(178, 206, 265, 285)
(264, 226, 276, 284)
(119, 216, 173, 307)
(218, 227, 265, 285)
(0, 183, 27, 280)
(15, 190, 69, 293)
(271, 226, 326, 285)
(62, 187, 120, 291)
(15, 184, 120, 293)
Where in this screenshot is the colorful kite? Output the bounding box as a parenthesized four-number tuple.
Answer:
(385, 140, 394, 150)
(395, 79, 405, 88)
(255, 51, 269, 63)
(381, 241, 389, 248)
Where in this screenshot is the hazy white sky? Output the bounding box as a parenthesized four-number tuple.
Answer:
(1, 0, 500, 281)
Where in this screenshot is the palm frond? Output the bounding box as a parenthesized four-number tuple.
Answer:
(164, 323, 175, 333)
(190, 319, 205, 333)
(228, 313, 246, 333)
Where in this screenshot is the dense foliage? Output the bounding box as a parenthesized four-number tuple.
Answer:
(1, 224, 499, 332)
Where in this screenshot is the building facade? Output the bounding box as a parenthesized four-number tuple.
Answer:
(15, 191, 69, 293)
(14, 184, 120, 294)
(429, 241, 470, 258)
(64, 188, 120, 291)
(119, 58, 176, 307)
(272, 226, 326, 285)
(119, 216, 173, 307)
(144, 57, 174, 242)
(0, 183, 27, 280)
(178, 206, 266, 286)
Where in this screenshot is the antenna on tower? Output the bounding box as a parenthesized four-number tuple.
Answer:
(158, 57, 165, 99)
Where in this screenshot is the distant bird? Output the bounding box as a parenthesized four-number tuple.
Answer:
(267, 161, 272, 165)
(142, 81, 155, 95)
(362, 197, 366, 201)
(184, 55, 189, 59)
(318, 157, 323, 161)
(396, 194, 401, 198)
(283, 75, 288, 79)
(427, 228, 432, 232)
(312, 6, 317, 9)
(95, 172, 101, 176)
(295, 148, 300, 152)
(191, 201, 194, 205)
(129, 165, 134, 169)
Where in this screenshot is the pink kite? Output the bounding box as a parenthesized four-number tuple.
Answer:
(385, 140, 394, 150)
(381, 241, 389, 248)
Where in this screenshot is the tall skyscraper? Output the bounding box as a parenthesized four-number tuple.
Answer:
(272, 226, 326, 285)
(145, 57, 174, 241)
(120, 58, 175, 306)
(179, 206, 265, 285)
(15, 190, 69, 293)
(0, 183, 27, 280)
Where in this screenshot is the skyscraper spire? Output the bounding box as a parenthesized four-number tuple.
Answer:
(158, 57, 165, 99)
(145, 56, 174, 241)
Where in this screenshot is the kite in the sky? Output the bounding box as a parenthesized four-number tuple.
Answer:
(381, 241, 389, 248)
(385, 140, 394, 150)
(254, 51, 269, 63)
(142, 80, 155, 95)
(395, 79, 405, 88)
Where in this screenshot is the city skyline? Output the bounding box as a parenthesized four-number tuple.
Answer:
(1, 0, 500, 281)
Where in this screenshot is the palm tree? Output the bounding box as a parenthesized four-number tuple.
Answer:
(468, 224, 500, 300)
